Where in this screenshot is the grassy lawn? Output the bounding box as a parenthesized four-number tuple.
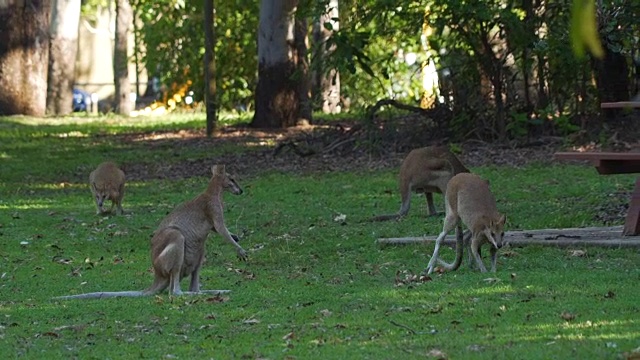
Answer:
(1, 114, 639, 359)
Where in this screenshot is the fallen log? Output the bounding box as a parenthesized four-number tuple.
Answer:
(377, 226, 640, 248)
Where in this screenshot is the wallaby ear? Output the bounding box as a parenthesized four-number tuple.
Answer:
(499, 214, 507, 225)
(211, 164, 225, 175)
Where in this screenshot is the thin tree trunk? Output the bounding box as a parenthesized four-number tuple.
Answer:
(114, 0, 133, 115)
(204, 0, 217, 136)
(295, 18, 311, 123)
(47, 0, 81, 115)
(312, 0, 340, 114)
(0, 0, 51, 116)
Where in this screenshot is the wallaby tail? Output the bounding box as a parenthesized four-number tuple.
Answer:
(436, 225, 465, 271)
(52, 291, 146, 300)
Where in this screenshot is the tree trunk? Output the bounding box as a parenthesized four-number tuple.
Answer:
(114, 0, 133, 115)
(596, 48, 629, 103)
(204, 0, 217, 136)
(295, 18, 312, 123)
(0, 0, 51, 116)
(312, 0, 340, 114)
(47, 0, 81, 115)
(252, 0, 307, 128)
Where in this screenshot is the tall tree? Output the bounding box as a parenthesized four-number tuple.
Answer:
(114, 0, 133, 115)
(204, 0, 217, 136)
(312, 0, 340, 114)
(47, 0, 81, 115)
(252, 0, 310, 128)
(0, 0, 51, 116)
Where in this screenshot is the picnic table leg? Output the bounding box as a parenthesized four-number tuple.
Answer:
(623, 177, 640, 236)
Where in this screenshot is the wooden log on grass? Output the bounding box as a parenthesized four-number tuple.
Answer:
(377, 226, 640, 248)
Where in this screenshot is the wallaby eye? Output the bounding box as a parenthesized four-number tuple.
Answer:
(501, 232, 505, 237)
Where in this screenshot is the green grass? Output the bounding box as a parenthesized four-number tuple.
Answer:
(1, 114, 639, 359)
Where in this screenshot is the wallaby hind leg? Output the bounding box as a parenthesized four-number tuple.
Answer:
(470, 238, 488, 273)
(425, 211, 458, 274)
(188, 251, 205, 292)
(153, 229, 186, 295)
(425, 192, 438, 217)
(397, 182, 412, 217)
(116, 183, 125, 215)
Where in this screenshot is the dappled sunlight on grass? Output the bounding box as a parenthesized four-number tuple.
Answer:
(511, 319, 640, 342)
(0, 202, 55, 210)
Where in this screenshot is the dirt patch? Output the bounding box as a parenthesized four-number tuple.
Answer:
(118, 119, 579, 181)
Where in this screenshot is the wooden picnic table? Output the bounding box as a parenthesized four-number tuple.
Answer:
(554, 152, 640, 236)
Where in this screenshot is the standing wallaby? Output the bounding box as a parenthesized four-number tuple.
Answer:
(425, 173, 506, 274)
(89, 161, 126, 215)
(54, 165, 247, 300)
(372, 146, 470, 221)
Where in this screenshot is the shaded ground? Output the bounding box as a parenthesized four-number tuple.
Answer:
(113, 114, 640, 226)
(119, 120, 574, 181)
(122, 119, 639, 177)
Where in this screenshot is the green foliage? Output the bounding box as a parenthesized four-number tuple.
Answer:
(131, 0, 258, 110)
(1, 116, 639, 358)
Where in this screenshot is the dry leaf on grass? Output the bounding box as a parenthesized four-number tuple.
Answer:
(560, 311, 576, 321)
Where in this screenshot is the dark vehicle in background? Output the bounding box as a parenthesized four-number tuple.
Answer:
(73, 88, 91, 112)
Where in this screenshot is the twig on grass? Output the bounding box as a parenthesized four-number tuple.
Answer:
(389, 319, 417, 335)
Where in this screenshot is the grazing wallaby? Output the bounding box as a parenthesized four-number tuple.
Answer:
(89, 161, 126, 215)
(425, 173, 506, 274)
(373, 146, 469, 221)
(54, 165, 247, 300)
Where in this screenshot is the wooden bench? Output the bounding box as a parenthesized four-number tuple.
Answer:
(554, 152, 640, 236)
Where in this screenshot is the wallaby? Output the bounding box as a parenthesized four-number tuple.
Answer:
(89, 161, 126, 215)
(373, 146, 469, 221)
(55, 165, 247, 300)
(425, 173, 506, 274)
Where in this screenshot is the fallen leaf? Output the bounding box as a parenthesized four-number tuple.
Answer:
(560, 311, 576, 321)
(426, 348, 447, 359)
(282, 331, 295, 340)
(206, 295, 229, 303)
(483, 277, 501, 284)
(623, 346, 640, 359)
(40, 332, 60, 338)
(319, 309, 332, 317)
(568, 249, 587, 257)
(243, 318, 260, 325)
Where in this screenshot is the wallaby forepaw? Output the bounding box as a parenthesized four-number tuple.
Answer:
(231, 234, 240, 243)
(236, 249, 248, 261)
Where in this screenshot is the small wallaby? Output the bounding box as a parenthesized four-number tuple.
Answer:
(373, 146, 469, 221)
(89, 161, 126, 215)
(55, 165, 247, 300)
(425, 173, 506, 274)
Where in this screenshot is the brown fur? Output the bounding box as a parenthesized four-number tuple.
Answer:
(425, 173, 506, 274)
(89, 161, 126, 215)
(372, 146, 469, 221)
(54, 164, 247, 300)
